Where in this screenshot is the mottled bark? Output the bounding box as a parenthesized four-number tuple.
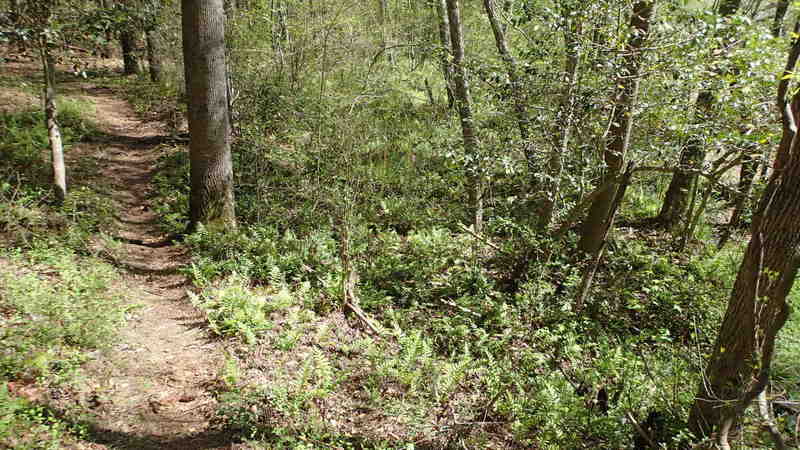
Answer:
(578, 0, 653, 255)
(182, 0, 237, 231)
(446, 0, 483, 232)
(658, 0, 741, 228)
(40, 42, 66, 204)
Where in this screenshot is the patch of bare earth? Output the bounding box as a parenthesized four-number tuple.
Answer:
(55, 85, 236, 449)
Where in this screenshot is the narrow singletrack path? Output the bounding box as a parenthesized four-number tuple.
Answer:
(66, 83, 232, 449)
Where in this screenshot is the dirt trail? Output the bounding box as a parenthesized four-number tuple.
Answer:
(64, 85, 232, 449)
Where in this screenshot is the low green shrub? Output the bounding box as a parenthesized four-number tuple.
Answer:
(0, 247, 126, 382)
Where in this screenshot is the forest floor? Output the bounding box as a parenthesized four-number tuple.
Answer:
(1, 59, 244, 449)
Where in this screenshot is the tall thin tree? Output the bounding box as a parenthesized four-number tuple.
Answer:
(445, 0, 482, 232)
(577, 0, 654, 254)
(657, 0, 741, 229)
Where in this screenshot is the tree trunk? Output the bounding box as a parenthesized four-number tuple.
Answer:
(687, 133, 798, 448)
(577, 0, 653, 255)
(445, 0, 483, 232)
(688, 23, 800, 443)
(728, 148, 757, 226)
(120, 29, 142, 75)
(773, 0, 789, 37)
(40, 42, 66, 204)
(657, 0, 741, 228)
(182, 0, 237, 231)
(540, 11, 581, 231)
(482, 0, 544, 224)
(145, 30, 163, 83)
(434, 0, 455, 108)
(482, 0, 528, 141)
(657, 132, 705, 229)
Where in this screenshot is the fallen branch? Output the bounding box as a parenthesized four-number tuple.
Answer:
(458, 223, 502, 252)
(626, 410, 657, 449)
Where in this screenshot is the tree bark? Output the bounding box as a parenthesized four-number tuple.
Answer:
(120, 29, 142, 75)
(145, 29, 163, 83)
(40, 41, 66, 204)
(435, 0, 455, 108)
(540, 10, 581, 231)
(445, 0, 483, 232)
(482, 0, 528, 141)
(773, 0, 789, 37)
(182, 0, 237, 231)
(657, 0, 741, 228)
(688, 22, 800, 443)
(577, 0, 653, 255)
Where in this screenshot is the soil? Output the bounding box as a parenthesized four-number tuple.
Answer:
(2, 57, 241, 449)
(71, 86, 233, 449)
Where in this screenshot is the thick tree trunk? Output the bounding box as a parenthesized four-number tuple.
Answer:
(120, 30, 142, 75)
(40, 43, 66, 204)
(435, 0, 455, 108)
(658, 0, 741, 228)
(578, 0, 653, 255)
(445, 0, 483, 232)
(687, 140, 798, 447)
(145, 30, 163, 83)
(182, 0, 237, 231)
(688, 24, 800, 444)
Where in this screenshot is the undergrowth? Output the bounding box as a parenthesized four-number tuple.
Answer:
(0, 84, 124, 448)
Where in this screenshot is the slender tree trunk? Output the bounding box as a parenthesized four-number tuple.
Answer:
(120, 29, 142, 75)
(446, 0, 483, 232)
(773, 0, 789, 37)
(719, 147, 757, 243)
(435, 0, 455, 108)
(145, 30, 163, 83)
(482, 0, 544, 224)
(40, 42, 66, 204)
(577, 0, 653, 255)
(657, 0, 741, 228)
(482, 0, 528, 141)
(182, 0, 237, 231)
(540, 12, 581, 230)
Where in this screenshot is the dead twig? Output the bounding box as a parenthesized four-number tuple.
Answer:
(626, 410, 657, 449)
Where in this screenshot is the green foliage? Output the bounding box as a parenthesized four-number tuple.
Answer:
(0, 247, 125, 449)
(0, 247, 126, 382)
(0, 98, 111, 250)
(0, 384, 87, 450)
(189, 274, 275, 344)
